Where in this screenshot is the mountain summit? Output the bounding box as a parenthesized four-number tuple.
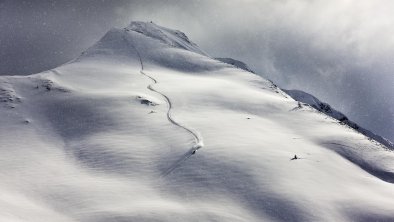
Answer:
(1, 21, 394, 221)
(126, 21, 207, 56)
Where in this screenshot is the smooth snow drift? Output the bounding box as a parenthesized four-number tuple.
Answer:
(1, 21, 394, 221)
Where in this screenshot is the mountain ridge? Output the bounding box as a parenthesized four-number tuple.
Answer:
(284, 89, 393, 149)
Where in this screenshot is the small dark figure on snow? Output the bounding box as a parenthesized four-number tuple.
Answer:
(191, 150, 196, 155)
(291, 155, 298, 160)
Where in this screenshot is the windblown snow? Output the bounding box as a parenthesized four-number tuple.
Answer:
(215, 57, 255, 73)
(1, 21, 394, 222)
(284, 89, 394, 149)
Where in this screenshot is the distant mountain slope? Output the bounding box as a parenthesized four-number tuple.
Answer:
(215, 57, 255, 73)
(284, 89, 393, 149)
(1, 21, 394, 222)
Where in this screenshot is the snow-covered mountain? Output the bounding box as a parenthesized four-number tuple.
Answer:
(284, 89, 394, 149)
(1, 21, 394, 221)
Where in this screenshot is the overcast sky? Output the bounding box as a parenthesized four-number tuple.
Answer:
(1, 0, 393, 141)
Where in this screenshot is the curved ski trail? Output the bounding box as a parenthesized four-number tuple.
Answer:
(123, 31, 203, 177)
(141, 70, 203, 177)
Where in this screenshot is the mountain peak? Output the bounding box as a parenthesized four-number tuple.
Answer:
(78, 21, 208, 65)
(124, 21, 207, 56)
(78, 21, 222, 73)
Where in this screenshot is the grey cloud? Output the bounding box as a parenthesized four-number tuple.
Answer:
(0, 0, 130, 75)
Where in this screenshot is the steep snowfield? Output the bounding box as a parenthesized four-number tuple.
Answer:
(284, 89, 394, 149)
(1, 21, 394, 221)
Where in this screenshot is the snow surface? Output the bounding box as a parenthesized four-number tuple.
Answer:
(284, 89, 394, 149)
(215, 57, 255, 73)
(1, 21, 394, 221)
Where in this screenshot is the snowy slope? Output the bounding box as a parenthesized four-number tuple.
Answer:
(215, 57, 255, 73)
(284, 89, 394, 149)
(1, 21, 394, 221)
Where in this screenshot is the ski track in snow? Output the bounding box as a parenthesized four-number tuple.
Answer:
(123, 31, 203, 177)
(141, 70, 203, 177)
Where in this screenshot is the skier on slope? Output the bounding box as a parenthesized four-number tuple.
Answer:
(291, 155, 298, 160)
